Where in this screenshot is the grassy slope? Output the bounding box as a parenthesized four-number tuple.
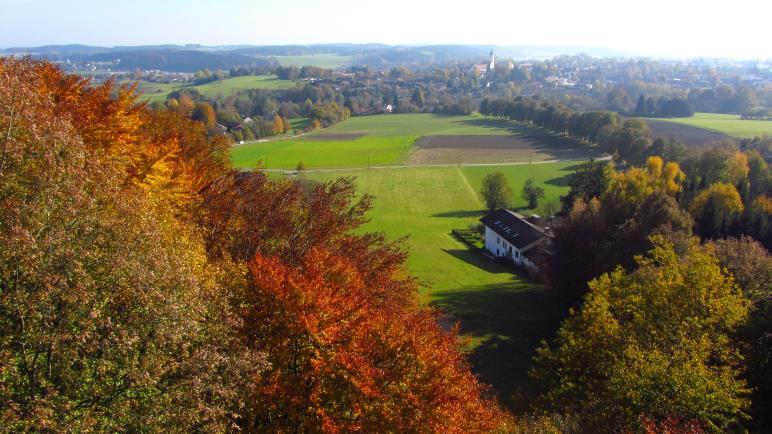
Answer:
(273, 54, 354, 69)
(231, 114, 516, 169)
(654, 112, 772, 138)
(136, 75, 295, 103)
(305, 163, 573, 409)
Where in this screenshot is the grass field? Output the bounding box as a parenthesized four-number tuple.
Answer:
(231, 113, 595, 169)
(136, 75, 296, 103)
(272, 54, 354, 69)
(304, 163, 574, 409)
(653, 112, 772, 139)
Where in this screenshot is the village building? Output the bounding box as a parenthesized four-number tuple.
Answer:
(479, 209, 552, 269)
(472, 49, 496, 77)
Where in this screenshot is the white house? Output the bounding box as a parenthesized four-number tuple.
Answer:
(384, 104, 393, 113)
(479, 209, 552, 269)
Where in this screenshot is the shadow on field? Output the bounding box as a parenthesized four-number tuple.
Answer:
(560, 163, 585, 172)
(431, 210, 486, 218)
(430, 282, 569, 412)
(544, 174, 571, 187)
(441, 249, 513, 274)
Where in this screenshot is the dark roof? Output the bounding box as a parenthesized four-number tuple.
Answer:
(479, 209, 550, 251)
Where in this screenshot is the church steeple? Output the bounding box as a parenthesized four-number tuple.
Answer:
(489, 49, 495, 70)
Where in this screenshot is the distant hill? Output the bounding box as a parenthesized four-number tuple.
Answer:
(88, 49, 267, 73)
(1, 43, 634, 72)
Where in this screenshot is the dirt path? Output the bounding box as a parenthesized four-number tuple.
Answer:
(256, 155, 611, 174)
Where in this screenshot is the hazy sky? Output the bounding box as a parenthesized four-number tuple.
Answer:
(1, 0, 770, 59)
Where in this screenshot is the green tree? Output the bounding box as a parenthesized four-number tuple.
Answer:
(521, 178, 545, 209)
(634, 94, 646, 115)
(532, 236, 750, 433)
(559, 159, 611, 213)
(480, 172, 513, 211)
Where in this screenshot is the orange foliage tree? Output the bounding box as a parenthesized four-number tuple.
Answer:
(1, 57, 511, 432)
(243, 248, 508, 432)
(203, 172, 511, 431)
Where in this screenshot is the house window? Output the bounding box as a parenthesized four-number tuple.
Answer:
(515, 250, 519, 258)
(497, 237, 500, 245)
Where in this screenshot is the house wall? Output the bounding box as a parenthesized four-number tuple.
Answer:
(483, 226, 526, 266)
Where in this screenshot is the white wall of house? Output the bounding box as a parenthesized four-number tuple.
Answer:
(483, 226, 527, 266)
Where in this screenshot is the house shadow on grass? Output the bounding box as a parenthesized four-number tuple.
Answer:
(430, 283, 570, 412)
(431, 210, 486, 218)
(441, 249, 514, 274)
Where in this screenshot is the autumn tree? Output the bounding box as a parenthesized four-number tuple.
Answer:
(532, 236, 750, 433)
(272, 114, 284, 135)
(711, 237, 772, 432)
(690, 183, 744, 239)
(201, 171, 512, 431)
(545, 157, 691, 300)
(0, 57, 253, 431)
(481, 172, 513, 211)
(243, 248, 510, 432)
(191, 101, 217, 127)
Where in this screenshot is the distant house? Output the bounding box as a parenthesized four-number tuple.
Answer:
(243, 117, 254, 124)
(384, 104, 393, 113)
(479, 209, 552, 268)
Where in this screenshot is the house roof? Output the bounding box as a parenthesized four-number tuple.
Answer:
(479, 209, 551, 251)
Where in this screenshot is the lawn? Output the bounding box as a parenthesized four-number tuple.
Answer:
(272, 54, 354, 69)
(233, 136, 415, 170)
(653, 112, 772, 139)
(304, 163, 575, 410)
(231, 114, 537, 169)
(193, 75, 296, 96)
(135, 75, 295, 103)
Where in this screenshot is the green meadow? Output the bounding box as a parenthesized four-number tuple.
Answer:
(136, 75, 296, 103)
(656, 112, 772, 138)
(234, 113, 594, 406)
(304, 162, 574, 409)
(231, 113, 519, 169)
(272, 54, 354, 69)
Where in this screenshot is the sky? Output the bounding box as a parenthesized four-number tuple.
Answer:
(1, 0, 770, 59)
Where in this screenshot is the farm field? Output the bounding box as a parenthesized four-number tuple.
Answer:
(272, 54, 354, 68)
(304, 163, 575, 409)
(232, 113, 597, 169)
(135, 75, 296, 103)
(643, 118, 732, 147)
(649, 112, 772, 139)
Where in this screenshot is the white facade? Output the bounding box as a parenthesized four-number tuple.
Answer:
(483, 226, 534, 268)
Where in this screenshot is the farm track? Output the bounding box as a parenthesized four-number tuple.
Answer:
(256, 155, 611, 173)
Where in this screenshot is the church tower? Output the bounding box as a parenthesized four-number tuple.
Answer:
(489, 49, 495, 71)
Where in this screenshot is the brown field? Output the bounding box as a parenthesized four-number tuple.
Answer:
(408, 134, 603, 165)
(645, 119, 732, 147)
(303, 132, 368, 141)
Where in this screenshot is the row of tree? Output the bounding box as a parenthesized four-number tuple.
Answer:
(480, 96, 656, 165)
(633, 94, 695, 117)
